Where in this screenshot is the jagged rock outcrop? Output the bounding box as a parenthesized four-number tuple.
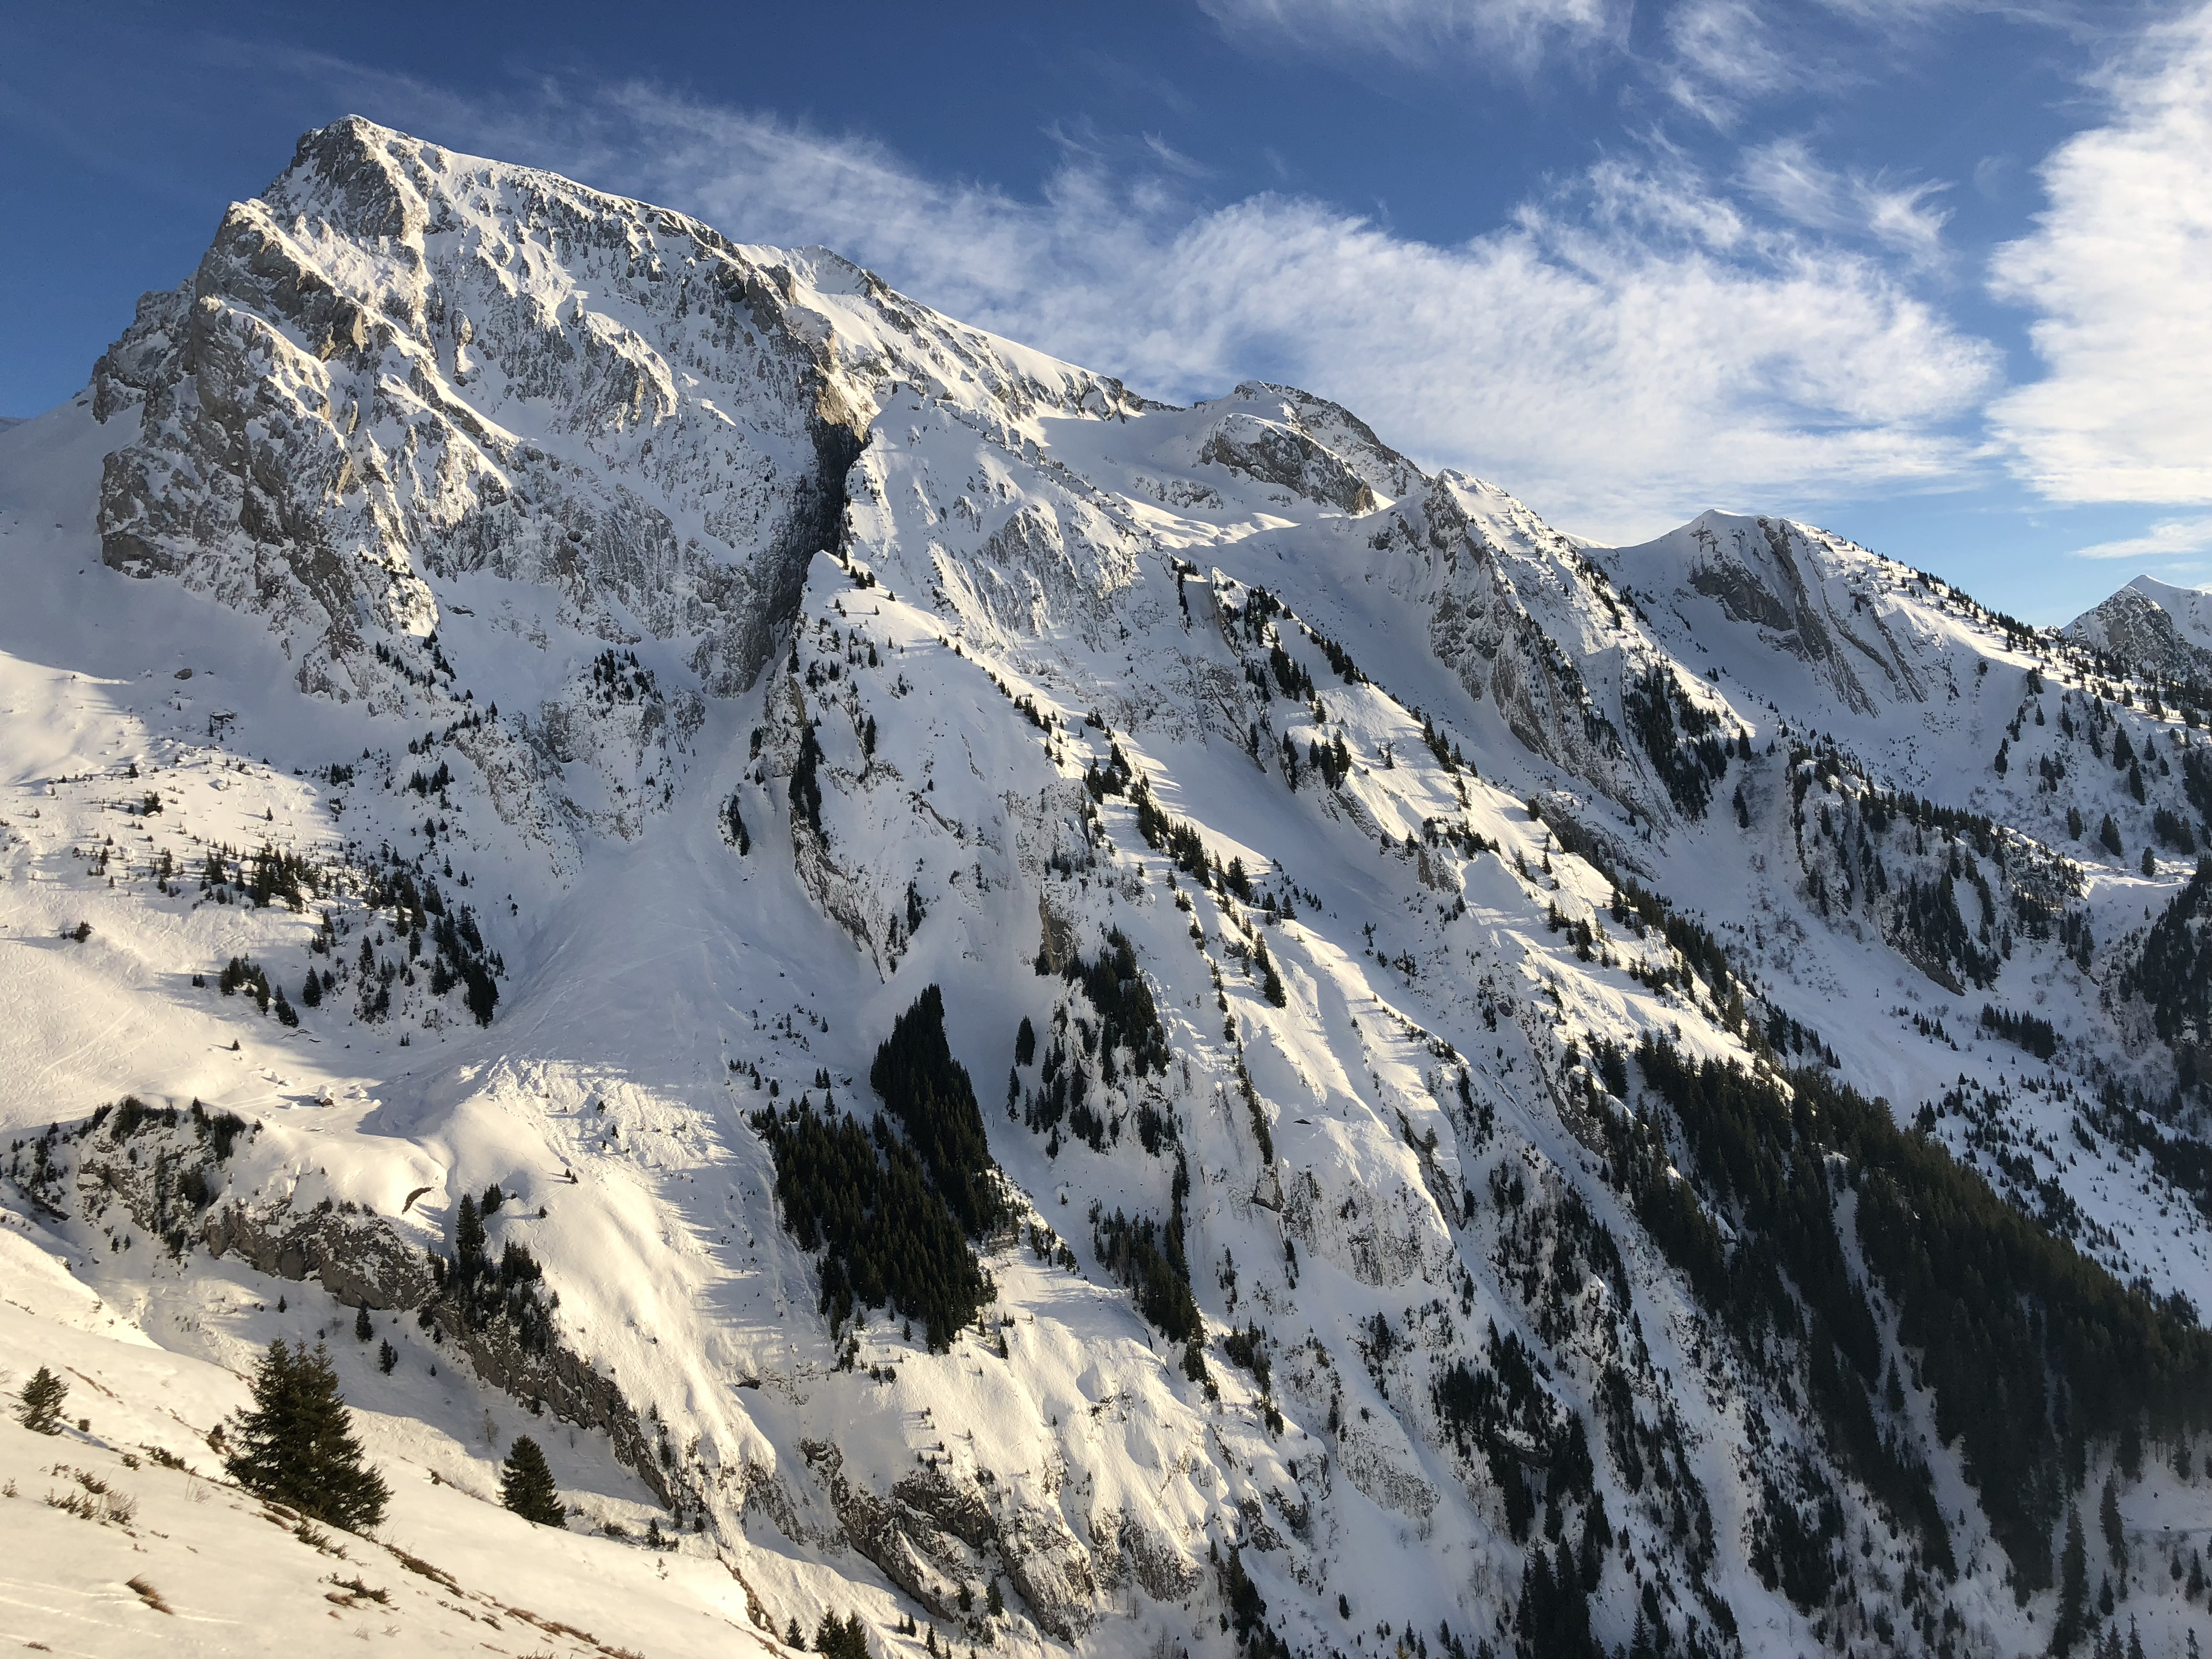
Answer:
(801, 1439, 1097, 1640)
(11, 1100, 683, 1511)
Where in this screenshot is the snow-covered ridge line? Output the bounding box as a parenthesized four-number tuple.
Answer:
(2, 116, 2210, 1659)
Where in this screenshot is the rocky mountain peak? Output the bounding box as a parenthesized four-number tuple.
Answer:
(4, 119, 2212, 1659)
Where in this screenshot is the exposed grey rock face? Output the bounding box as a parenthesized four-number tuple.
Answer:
(20, 1104, 685, 1511)
(1222, 382, 1425, 503)
(1599, 511, 1936, 719)
(86, 117, 1148, 847)
(802, 1439, 1096, 1639)
(91, 118, 838, 697)
(1199, 411, 1381, 516)
(1372, 473, 1658, 814)
(2065, 581, 2212, 682)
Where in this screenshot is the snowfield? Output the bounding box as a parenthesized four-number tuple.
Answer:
(2, 117, 2209, 1659)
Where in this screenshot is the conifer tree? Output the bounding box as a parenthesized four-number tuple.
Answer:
(1256, 937, 1287, 1007)
(354, 1300, 373, 1342)
(14, 1364, 67, 1434)
(2102, 1473, 2126, 1567)
(814, 1609, 869, 1659)
(2057, 1504, 2090, 1656)
(455, 1193, 486, 1276)
(869, 985, 999, 1234)
(224, 1339, 390, 1531)
(498, 1434, 566, 1526)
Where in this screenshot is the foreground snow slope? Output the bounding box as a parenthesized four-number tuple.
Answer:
(2, 118, 2210, 1659)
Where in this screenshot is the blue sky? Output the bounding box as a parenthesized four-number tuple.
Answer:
(5, 1, 2209, 623)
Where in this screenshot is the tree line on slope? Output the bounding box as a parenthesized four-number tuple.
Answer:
(2123, 857, 2212, 1094)
(1623, 665, 1741, 821)
(1016, 930, 1176, 1156)
(1617, 1039, 2212, 1600)
(756, 985, 999, 1350)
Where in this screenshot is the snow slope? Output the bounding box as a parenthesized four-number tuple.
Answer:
(2, 118, 2210, 1659)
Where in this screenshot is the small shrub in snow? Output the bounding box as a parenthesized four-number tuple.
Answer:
(15, 1365, 67, 1434)
(44, 1467, 135, 1526)
(126, 1575, 171, 1613)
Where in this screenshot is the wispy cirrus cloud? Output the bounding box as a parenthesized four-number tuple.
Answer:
(2068, 515, 2212, 561)
(1989, 2, 2212, 505)
(1657, 0, 1801, 123)
(1186, 0, 2212, 525)
(1193, 0, 2001, 126)
(1193, 0, 1629, 76)
(1738, 137, 1952, 265)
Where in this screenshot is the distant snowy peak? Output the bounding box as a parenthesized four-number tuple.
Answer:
(1586, 508, 2056, 745)
(2066, 573, 2212, 680)
(2127, 573, 2212, 651)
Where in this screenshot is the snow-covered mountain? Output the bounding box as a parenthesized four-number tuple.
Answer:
(2067, 575, 2212, 685)
(3, 118, 2210, 1659)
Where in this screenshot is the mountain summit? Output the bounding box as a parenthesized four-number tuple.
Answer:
(2066, 573, 2212, 684)
(2, 119, 2209, 1659)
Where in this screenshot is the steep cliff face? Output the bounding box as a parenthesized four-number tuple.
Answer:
(101, 121, 816, 685)
(1593, 510, 1957, 720)
(5, 119, 2212, 1659)
(86, 117, 1149, 857)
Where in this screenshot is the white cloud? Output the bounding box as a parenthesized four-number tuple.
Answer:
(1857, 176, 1952, 263)
(2068, 515, 2212, 560)
(1739, 137, 1952, 264)
(550, 94, 1997, 535)
(1647, 0, 2005, 128)
(1659, 0, 1798, 123)
(1989, 3, 2212, 503)
(1193, 0, 1626, 76)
